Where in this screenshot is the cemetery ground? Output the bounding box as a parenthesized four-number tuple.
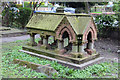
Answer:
(1, 35, 119, 78)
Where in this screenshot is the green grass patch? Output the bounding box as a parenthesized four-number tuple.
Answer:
(91, 12, 102, 14)
(2, 39, 118, 78)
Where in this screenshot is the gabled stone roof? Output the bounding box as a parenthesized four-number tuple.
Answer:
(26, 13, 64, 31)
(67, 16, 91, 35)
(26, 12, 93, 35)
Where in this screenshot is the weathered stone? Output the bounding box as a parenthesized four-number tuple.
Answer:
(30, 33, 37, 46)
(37, 65, 58, 77)
(59, 49, 67, 54)
(79, 44, 85, 53)
(71, 53, 83, 58)
(88, 42, 94, 49)
(13, 59, 58, 77)
(72, 45, 78, 52)
(1, 27, 27, 37)
(20, 50, 103, 70)
(13, 59, 41, 70)
(38, 40, 43, 46)
(43, 37, 48, 46)
(22, 12, 99, 67)
(84, 48, 93, 55)
(58, 40, 64, 50)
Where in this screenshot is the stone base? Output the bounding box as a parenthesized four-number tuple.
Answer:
(27, 42, 37, 46)
(19, 49, 104, 69)
(22, 46, 100, 64)
(70, 53, 83, 58)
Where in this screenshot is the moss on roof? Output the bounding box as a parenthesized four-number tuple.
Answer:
(26, 13, 64, 31)
(26, 12, 92, 35)
(67, 16, 91, 35)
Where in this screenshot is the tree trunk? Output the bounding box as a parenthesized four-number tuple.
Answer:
(84, 2, 89, 14)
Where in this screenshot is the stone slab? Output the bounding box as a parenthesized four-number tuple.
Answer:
(0, 27, 27, 37)
(19, 50, 104, 69)
(13, 59, 58, 77)
(22, 46, 100, 64)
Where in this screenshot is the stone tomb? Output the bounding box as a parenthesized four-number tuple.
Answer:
(22, 12, 99, 64)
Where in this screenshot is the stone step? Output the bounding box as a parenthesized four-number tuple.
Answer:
(19, 50, 104, 69)
(0, 27, 27, 37)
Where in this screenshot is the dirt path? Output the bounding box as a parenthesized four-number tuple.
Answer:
(94, 37, 119, 61)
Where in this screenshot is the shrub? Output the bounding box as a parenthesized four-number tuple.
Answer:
(41, 2, 45, 6)
(16, 4, 22, 8)
(113, 1, 120, 12)
(2, 6, 17, 27)
(94, 14, 118, 36)
(75, 8, 85, 13)
(24, 1, 30, 8)
(16, 7, 32, 28)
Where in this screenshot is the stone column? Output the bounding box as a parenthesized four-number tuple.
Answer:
(43, 36, 48, 46)
(30, 33, 37, 46)
(38, 35, 43, 45)
(58, 40, 64, 50)
(40, 36, 43, 42)
(88, 42, 94, 50)
(72, 42, 78, 53)
(79, 44, 85, 53)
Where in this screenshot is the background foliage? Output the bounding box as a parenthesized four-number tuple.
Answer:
(17, 7, 32, 28)
(113, 1, 120, 12)
(94, 14, 118, 37)
(2, 6, 32, 29)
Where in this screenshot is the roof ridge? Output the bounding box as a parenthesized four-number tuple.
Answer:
(35, 12, 91, 17)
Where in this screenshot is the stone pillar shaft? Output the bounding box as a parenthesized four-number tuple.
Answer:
(58, 40, 64, 50)
(72, 44, 78, 52)
(79, 44, 85, 53)
(41, 36, 43, 41)
(88, 42, 94, 49)
(30, 33, 37, 46)
(43, 37, 48, 46)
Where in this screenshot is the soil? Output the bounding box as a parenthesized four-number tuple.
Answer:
(94, 37, 119, 62)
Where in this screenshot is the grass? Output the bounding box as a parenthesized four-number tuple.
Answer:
(91, 12, 102, 14)
(1, 39, 119, 78)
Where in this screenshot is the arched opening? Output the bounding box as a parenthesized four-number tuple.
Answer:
(84, 32, 94, 55)
(62, 31, 72, 53)
(46, 36, 57, 50)
(86, 32, 92, 49)
(62, 31, 69, 47)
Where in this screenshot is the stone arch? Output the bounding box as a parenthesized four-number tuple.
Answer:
(83, 28, 94, 43)
(56, 25, 76, 43)
(86, 31, 92, 49)
(83, 27, 96, 51)
(60, 27, 72, 41)
(82, 21, 97, 43)
(85, 28, 94, 42)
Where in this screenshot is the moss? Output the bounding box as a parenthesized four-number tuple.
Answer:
(13, 59, 41, 70)
(22, 46, 99, 64)
(26, 13, 92, 35)
(70, 53, 83, 58)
